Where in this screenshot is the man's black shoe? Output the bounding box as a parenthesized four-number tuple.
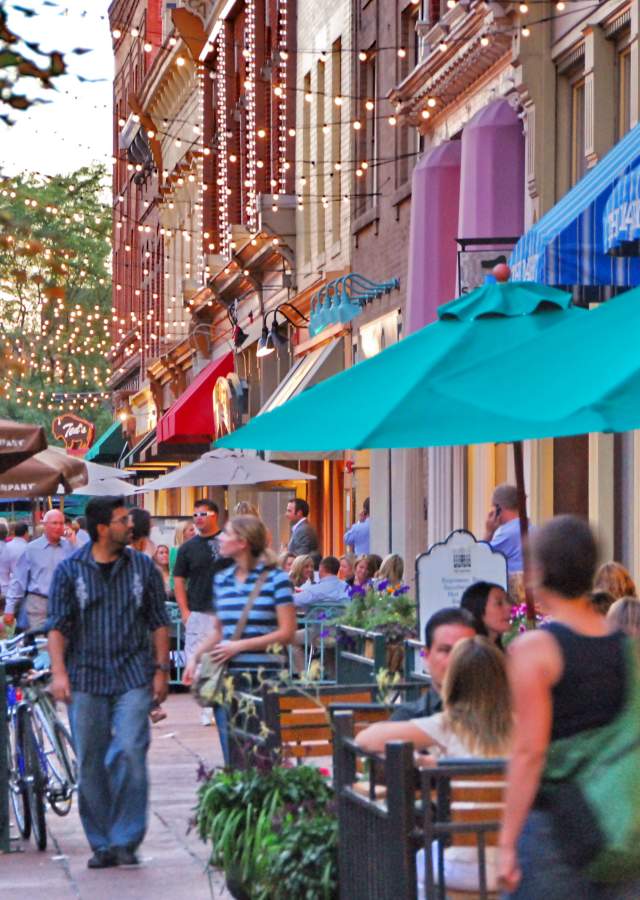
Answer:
(87, 849, 117, 869)
(114, 846, 140, 866)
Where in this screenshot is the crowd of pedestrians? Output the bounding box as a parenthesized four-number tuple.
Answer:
(4, 484, 640, 896)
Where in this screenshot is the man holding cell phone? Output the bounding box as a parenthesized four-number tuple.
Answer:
(484, 483, 527, 576)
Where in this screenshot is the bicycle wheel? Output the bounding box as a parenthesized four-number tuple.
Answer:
(32, 695, 76, 815)
(7, 713, 31, 838)
(49, 724, 77, 816)
(19, 708, 47, 850)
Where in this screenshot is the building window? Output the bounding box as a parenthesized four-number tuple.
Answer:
(356, 47, 376, 215)
(331, 38, 342, 243)
(570, 78, 586, 186)
(396, 7, 420, 187)
(617, 46, 631, 138)
(302, 71, 311, 263)
(316, 59, 326, 256)
(400, 4, 420, 79)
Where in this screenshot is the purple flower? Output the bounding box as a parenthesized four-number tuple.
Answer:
(349, 584, 366, 597)
(394, 584, 410, 596)
(378, 579, 389, 592)
(319, 628, 330, 639)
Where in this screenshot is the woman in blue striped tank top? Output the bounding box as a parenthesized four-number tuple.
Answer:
(184, 515, 296, 764)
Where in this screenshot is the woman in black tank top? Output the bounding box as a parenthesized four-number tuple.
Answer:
(499, 516, 639, 899)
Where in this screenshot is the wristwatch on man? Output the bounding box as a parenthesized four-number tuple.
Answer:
(155, 662, 171, 673)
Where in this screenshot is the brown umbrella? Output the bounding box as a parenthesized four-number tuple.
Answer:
(0, 447, 88, 498)
(0, 418, 47, 475)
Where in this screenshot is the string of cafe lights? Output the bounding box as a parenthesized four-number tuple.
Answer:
(108, 0, 598, 63)
(42, 6, 593, 382)
(0, 191, 112, 412)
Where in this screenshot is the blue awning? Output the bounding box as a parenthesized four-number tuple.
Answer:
(510, 123, 640, 285)
(604, 170, 640, 255)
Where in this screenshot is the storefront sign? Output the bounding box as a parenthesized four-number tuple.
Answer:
(52, 414, 95, 451)
(457, 238, 518, 294)
(212, 374, 247, 438)
(415, 529, 507, 630)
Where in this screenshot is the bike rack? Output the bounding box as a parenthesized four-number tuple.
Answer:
(0, 664, 8, 852)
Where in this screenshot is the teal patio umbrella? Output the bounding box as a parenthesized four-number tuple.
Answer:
(216, 280, 583, 453)
(215, 279, 588, 621)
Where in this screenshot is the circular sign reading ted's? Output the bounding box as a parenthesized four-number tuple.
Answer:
(212, 374, 247, 438)
(52, 414, 96, 451)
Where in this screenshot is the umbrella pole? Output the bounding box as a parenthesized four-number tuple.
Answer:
(512, 441, 536, 625)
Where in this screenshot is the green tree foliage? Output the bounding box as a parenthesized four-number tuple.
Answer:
(0, 165, 112, 440)
(0, 1, 67, 126)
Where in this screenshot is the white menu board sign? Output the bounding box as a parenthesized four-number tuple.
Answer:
(416, 530, 508, 632)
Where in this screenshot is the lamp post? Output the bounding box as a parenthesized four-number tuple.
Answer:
(257, 301, 310, 358)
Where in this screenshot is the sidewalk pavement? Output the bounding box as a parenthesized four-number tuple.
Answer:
(1, 692, 232, 900)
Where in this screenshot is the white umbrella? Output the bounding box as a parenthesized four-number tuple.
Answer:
(48, 448, 131, 480)
(137, 448, 315, 493)
(69, 476, 138, 497)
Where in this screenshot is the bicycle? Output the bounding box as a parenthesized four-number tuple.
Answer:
(2, 633, 78, 848)
(4, 654, 47, 850)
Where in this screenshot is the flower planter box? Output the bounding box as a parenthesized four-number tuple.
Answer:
(363, 636, 405, 674)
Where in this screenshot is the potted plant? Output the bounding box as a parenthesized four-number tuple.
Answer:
(195, 755, 338, 899)
(336, 581, 417, 673)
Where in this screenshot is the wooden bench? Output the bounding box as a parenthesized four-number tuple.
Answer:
(228, 683, 383, 767)
(332, 710, 506, 900)
(227, 682, 421, 769)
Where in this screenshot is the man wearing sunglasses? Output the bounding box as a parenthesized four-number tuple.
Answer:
(173, 499, 230, 714)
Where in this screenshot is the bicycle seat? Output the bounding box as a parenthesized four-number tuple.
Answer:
(1, 656, 33, 676)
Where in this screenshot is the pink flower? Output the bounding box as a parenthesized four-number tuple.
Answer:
(319, 767, 331, 778)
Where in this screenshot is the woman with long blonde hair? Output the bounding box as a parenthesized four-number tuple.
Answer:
(593, 561, 637, 600)
(289, 554, 315, 589)
(376, 553, 405, 589)
(357, 637, 511, 896)
(356, 636, 511, 758)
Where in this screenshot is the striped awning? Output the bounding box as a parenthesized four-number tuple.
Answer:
(510, 123, 640, 285)
(604, 170, 640, 255)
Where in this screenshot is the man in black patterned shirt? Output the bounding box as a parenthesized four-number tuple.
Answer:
(48, 495, 170, 870)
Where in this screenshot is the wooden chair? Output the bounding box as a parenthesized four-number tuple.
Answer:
(333, 710, 419, 900)
(420, 761, 506, 900)
(332, 710, 506, 900)
(228, 683, 390, 768)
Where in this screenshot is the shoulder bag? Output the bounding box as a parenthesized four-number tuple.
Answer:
(538, 637, 640, 882)
(191, 569, 270, 708)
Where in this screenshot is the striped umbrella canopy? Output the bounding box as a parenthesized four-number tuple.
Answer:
(0, 448, 87, 498)
(0, 419, 47, 475)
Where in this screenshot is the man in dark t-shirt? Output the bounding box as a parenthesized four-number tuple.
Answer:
(390, 607, 476, 721)
(173, 499, 231, 667)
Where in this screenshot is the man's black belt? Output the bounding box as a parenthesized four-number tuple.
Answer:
(26, 591, 48, 599)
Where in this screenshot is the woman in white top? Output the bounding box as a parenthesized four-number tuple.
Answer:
(357, 637, 512, 894)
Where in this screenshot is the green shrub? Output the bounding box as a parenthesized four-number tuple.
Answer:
(196, 763, 337, 899)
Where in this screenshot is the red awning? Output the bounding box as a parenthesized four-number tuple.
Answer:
(157, 352, 235, 444)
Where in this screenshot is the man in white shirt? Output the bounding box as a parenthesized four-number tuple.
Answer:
(4, 510, 72, 630)
(0, 521, 29, 603)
